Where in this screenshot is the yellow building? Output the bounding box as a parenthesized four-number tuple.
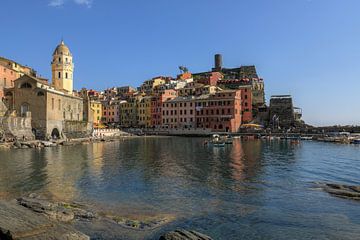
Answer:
(137, 96, 152, 127)
(90, 100, 102, 126)
(120, 99, 137, 127)
(139, 77, 166, 94)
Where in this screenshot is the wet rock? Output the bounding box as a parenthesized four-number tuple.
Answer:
(59, 232, 90, 240)
(318, 183, 360, 201)
(13, 141, 21, 148)
(108, 214, 172, 230)
(0, 200, 90, 240)
(159, 229, 213, 240)
(17, 195, 97, 223)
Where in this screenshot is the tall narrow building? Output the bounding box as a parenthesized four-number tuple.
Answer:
(51, 40, 74, 93)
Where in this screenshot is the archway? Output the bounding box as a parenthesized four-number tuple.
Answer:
(51, 128, 60, 139)
(20, 103, 30, 117)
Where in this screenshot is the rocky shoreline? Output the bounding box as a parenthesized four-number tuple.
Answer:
(0, 135, 135, 150)
(0, 194, 213, 240)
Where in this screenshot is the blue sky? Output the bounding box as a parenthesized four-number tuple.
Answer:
(1, 0, 359, 126)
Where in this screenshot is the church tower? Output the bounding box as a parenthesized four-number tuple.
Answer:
(51, 40, 74, 93)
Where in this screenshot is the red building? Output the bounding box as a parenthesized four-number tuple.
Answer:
(195, 90, 242, 133)
(196, 72, 223, 86)
(239, 85, 253, 123)
(151, 89, 177, 127)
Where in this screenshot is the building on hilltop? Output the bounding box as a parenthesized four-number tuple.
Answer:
(193, 54, 265, 118)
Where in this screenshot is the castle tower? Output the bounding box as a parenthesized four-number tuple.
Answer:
(51, 40, 74, 93)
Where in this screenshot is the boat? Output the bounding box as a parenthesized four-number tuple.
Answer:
(300, 136, 313, 140)
(223, 135, 233, 144)
(209, 134, 226, 147)
(352, 139, 360, 144)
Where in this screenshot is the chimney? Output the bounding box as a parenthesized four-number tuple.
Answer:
(214, 54, 222, 71)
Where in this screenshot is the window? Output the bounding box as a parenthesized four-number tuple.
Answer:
(65, 72, 68, 79)
(20, 82, 32, 88)
(59, 57, 61, 63)
(51, 98, 54, 110)
(37, 91, 44, 96)
(58, 99, 61, 110)
(58, 72, 61, 79)
(245, 95, 248, 99)
(20, 103, 29, 117)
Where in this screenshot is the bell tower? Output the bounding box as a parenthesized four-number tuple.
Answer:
(51, 40, 74, 93)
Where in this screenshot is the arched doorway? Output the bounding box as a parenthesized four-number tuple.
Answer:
(51, 128, 60, 139)
(20, 103, 30, 117)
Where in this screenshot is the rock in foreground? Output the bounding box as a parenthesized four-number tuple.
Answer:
(0, 200, 89, 240)
(159, 229, 213, 240)
(318, 183, 360, 201)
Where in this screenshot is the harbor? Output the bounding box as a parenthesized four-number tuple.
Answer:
(0, 136, 360, 239)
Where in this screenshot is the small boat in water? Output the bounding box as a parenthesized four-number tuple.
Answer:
(224, 135, 233, 144)
(300, 136, 313, 140)
(207, 134, 226, 147)
(352, 139, 360, 144)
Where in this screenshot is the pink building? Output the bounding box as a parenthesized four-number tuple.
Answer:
(162, 96, 196, 129)
(102, 100, 120, 124)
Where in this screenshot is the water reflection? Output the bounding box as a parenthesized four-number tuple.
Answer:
(0, 138, 360, 239)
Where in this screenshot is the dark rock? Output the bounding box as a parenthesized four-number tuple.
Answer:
(0, 200, 90, 240)
(318, 183, 360, 201)
(159, 229, 213, 240)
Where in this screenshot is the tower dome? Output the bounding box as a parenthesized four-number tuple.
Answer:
(53, 40, 72, 56)
(51, 40, 74, 93)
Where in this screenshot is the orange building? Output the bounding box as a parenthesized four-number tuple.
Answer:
(0, 65, 20, 98)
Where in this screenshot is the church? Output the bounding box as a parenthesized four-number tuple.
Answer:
(4, 40, 92, 139)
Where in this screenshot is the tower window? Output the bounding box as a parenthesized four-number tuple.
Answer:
(58, 72, 61, 79)
(65, 72, 68, 79)
(59, 58, 61, 63)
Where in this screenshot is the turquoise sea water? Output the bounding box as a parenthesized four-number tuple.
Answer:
(0, 137, 360, 239)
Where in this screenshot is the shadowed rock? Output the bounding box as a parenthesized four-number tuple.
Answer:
(159, 229, 213, 240)
(317, 183, 360, 201)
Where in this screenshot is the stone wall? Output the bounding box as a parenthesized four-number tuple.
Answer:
(63, 120, 93, 139)
(0, 112, 35, 140)
(269, 96, 295, 128)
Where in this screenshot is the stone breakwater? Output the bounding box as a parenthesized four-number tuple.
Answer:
(0, 194, 213, 240)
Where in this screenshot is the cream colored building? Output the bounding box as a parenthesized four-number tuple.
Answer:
(4, 40, 90, 139)
(51, 40, 74, 93)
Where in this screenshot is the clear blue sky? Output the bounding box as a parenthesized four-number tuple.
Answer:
(1, 0, 359, 126)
